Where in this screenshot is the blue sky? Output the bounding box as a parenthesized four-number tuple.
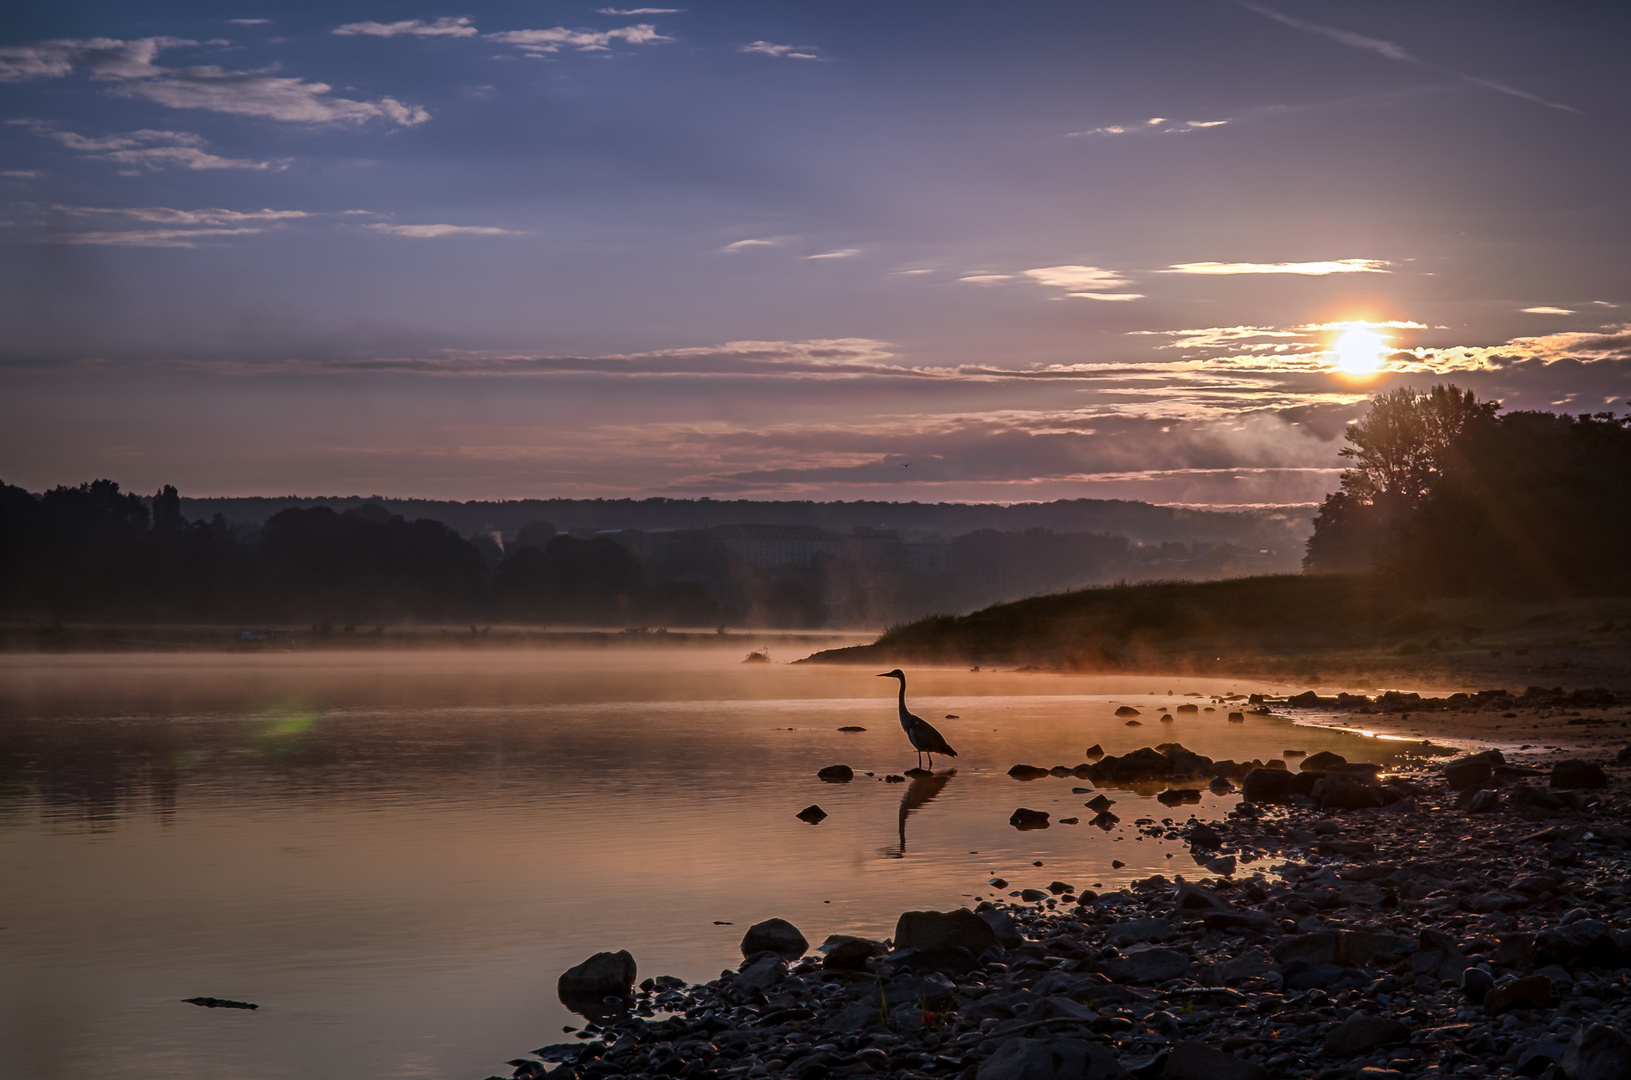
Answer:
(2, 1, 1628, 505)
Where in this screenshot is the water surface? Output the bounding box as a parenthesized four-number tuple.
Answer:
(1, 649, 1410, 1080)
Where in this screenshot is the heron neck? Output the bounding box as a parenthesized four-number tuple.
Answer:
(896, 678, 908, 717)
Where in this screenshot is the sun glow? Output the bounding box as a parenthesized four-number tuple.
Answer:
(1331, 326, 1390, 375)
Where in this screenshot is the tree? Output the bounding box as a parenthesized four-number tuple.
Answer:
(1305, 385, 1499, 572)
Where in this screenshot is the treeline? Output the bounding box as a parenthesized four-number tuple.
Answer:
(1304, 386, 1631, 595)
(0, 480, 1282, 627)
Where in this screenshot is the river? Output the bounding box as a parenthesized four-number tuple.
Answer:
(0, 647, 1416, 1080)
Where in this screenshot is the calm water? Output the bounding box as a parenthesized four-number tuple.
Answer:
(1, 649, 1412, 1080)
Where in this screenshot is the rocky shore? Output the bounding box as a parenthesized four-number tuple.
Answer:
(502, 692, 1631, 1080)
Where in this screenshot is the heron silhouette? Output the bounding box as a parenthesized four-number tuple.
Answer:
(877, 669, 957, 770)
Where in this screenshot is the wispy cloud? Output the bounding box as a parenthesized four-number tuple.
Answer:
(719, 237, 779, 252)
(597, 8, 683, 14)
(807, 248, 859, 259)
(741, 41, 823, 61)
(333, 18, 478, 38)
(1239, 2, 1580, 114)
(0, 37, 429, 125)
(1162, 259, 1390, 275)
(1022, 264, 1143, 300)
(57, 204, 310, 225)
(1071, 117, 1229, 137)
(958, 274, 1014, 285)
(487, 24, 669, 54)
(41, 227, 268, 247)
(10, 120, 276, 170)
(227, 19, 271, 27)
(1521, 306, 1574, 315)
(363, 223, 521, 238)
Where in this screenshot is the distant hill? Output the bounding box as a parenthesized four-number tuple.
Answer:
(179, 494, 1312, 549)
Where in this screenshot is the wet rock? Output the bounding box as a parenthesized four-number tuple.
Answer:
(976, 1037, 1126, 1080)
(1227, 712, 1244, 722)
(183, 996, 257, 1009)
(1174, 881, 1231, 911)
(1618, 744, 1631, 764)
(1282, 959, 1366, 990)
(980, 908, 1024, 947)
(1100, 946, 1191, 984)
(1301, 750, 1347, 771)
(817, 934, 881, 970)
(1085, 743, 1104, 757)
(1323, 1015, 1410, 1055)
(796, 804, 828, 823)
(1009, 765, 1052, 780)
(1203, 855, 1236, 876)
(1241, 767, 1294, 803)
(894, 908, 1000, 955)
(1467, 788, 1500, 813)
(817, 764, 854, 782)
(1156, 788, 1200, 806)
(558, 950, 636, 1015)
(1086, 794, 1115, 812)
(735, 952, 787, 993)
(1114, 706, 1141, 717)
(837, 725, 866, 732)
(1485, 974, 1551, 1014)
(1161, 1041, 1267, 1080)
(1106, 918, 1174, 945)
(1516, 1039, 1568, 1077)
(1560, 1023, 1631, 1080)
(1551, 759, 1608, 789)
(1011, 807, 1051, 829)
(741, 918, 808, 959)
(1187, 823, 1222, 849)
(1046, 881, 1074, 895)
(1445, 756, 1495, 791)
(1318, 777, 1386, 811)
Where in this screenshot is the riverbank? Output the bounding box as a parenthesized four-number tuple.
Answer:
(516, 732, 1631, 1080)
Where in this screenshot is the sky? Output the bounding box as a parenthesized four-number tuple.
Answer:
(2, 1, 1628, 507)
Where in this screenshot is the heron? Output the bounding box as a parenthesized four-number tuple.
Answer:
(877, 669, 957, 770)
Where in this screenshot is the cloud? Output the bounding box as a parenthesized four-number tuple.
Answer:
(807, 248, 860, 259)
(719, 238, 779, 252)
(1020, 265, 1141, 299)
(227, 19, 271, 27)
(958, 274, 1013, 285)
(1521, 306, 1574, 315)
(740, 41, 822, 60)
(363, 223, 521, 237)
(597, 8, 683, 13)
(487, 24, 669, 54)
(42, 227, 268, 247)
(1240, 2, 1579, 114)
(1183, 120, 1229, 129)
(0, 37, 429, 125)
(11, 121, 275, 170)
(333, 18, 478, 38)
(1162, 259, 1390, 275)
(56, 204, 310, 225)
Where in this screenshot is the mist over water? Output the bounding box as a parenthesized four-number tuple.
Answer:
(1, 649, 1409, 1080)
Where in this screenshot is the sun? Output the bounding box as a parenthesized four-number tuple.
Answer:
(1331, 326, 1390, 375)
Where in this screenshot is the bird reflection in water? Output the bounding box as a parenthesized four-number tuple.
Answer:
(882, 768, 955, 859)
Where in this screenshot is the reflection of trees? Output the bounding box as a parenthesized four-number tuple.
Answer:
(883, 769, 954, 859)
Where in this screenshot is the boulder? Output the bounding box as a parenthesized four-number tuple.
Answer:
(1100, 946, 1190, 984)
(1444, 756, 1494, 791)
(1161, 1041, 1267, 1080)
(1106, 918, 1174, 945)
(1301, 750, 1347, 771)
(735, 953, 787, 993)
(894, 908, 1000, 956)
(1323, 1015, 1410, 1055)
(796, 804, 828, 823)
(741, 918, 808, 959)
(1086, 794, 1115, 812)
(1011, 807, 1051, 829)
(1484, 974, 1551, 1014)
(1617, 744, 1631, 765)
(1241, 767, 1294, 803)
(1187, 823, 1222, 849)
(1174, 881, 1231, 911)
(1096, 746, 1175, 782)
(1560, 1024, 1631, 1080)
(1318, 778, 1386, 811)
(1467, 789, 1500, 814)
(817, 764, 854, 782)
(1114, 706, 1141, 717)
(1550, 759, 1608, 789)
(975, 1038, 1126, 1080)
(1009, 764, 1052, 780)
(1515, 1039, 1568, 1078)
(558, 949, 636, 1014)
(818, 934, 882, 970)
(979, 909, 1024, 948)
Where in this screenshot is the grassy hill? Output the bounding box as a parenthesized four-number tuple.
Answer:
(801, 573, 1631, 688)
